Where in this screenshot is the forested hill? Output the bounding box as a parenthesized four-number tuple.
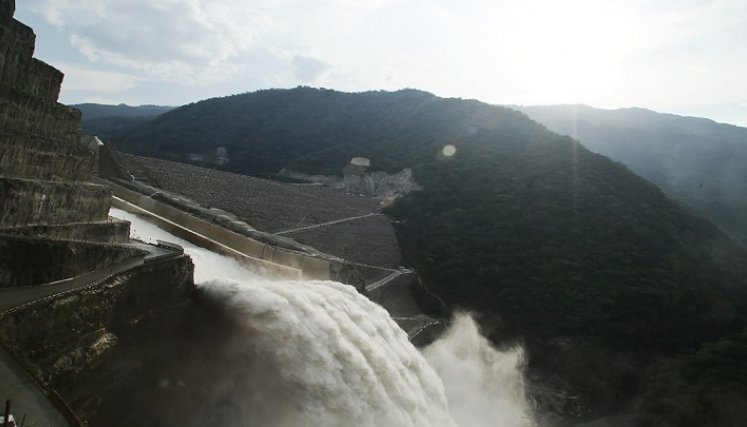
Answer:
(115, 88, 747, 420)
(73, 103, 175, 143)
(74, 103, 175, 120)
(115, 88, 543, 177)
(517, 105, 747, 245)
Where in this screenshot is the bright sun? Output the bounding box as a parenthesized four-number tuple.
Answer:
(503, 0, 635, 103)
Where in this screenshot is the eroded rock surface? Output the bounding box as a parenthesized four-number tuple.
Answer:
(0, 3, 196, 424)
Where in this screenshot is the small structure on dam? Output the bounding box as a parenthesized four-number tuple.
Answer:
(106, 153, 444, 343)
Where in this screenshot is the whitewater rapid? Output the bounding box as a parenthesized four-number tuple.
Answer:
(111, 207, 533, 427)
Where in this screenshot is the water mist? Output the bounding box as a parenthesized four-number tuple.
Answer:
(111, 208, 534, 427)
(424, 314, 534, 427)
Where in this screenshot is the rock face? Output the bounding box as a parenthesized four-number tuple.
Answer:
(0, 3, 196, 424)
(0, 256, 194, 393)
(0, 236, 145, 287)
(3, 219, 131, 244)
(0, 0, 113, 237)
(279, 167, 422, 203)
(121, 154, 405, 268)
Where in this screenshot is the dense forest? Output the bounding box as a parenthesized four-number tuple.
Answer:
(114, 88, 539, 177)
(518, 105, 747, 246)
(74, 103, 175, 143)
(638, 325, 747, 426)
(387, 133, 747, 351)
(109, 88, 747, 423)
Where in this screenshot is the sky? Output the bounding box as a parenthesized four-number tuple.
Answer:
(15, 0, 747, 127)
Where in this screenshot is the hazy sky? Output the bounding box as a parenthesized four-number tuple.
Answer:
(16, 0, 747, 127)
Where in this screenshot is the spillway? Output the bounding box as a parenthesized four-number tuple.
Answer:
(110, 207, 534, 427)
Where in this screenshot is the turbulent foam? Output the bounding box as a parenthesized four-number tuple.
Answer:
(111, 207, 532, 427)
(204, 278, 456, 427)
(424, 314, 534, 427)
(110, 208, 261, 283)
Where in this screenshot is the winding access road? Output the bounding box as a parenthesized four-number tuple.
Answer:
(0, 242, 177, 427)
(0, 243, 172, 314)
(274, 212, 384, 235)
(0, 350, 68, 427)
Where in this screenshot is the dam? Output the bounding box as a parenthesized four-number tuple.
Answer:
(0, 1, 531, 424)
(100, 159, 442, 343)
(106, 207, 533, 427)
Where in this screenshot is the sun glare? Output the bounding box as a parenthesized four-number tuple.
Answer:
(442, 144, 456, 157)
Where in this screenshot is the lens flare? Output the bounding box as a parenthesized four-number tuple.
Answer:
(442, 144, 457, 157)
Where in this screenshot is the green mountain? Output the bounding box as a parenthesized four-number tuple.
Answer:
(73, 103, 175, 120)
(73, 103, 175, 142)
(517, 105, 747, 246)
(113, 88, 747, 420)
(115, 88, 537, 177)
(639, 326, 747, 426)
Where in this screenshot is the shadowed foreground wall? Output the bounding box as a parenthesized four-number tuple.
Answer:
(0, 0, 114, 238)
(0, 256, 194, 399)
(0, 2, 197, 424)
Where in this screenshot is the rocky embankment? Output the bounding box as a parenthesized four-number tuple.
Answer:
(278, 168, 421, 204)
(113, 155, 446, 341)
(121, 154, 403, 269)
(0, 237, 144, 287)
(0, 256, 193, 394)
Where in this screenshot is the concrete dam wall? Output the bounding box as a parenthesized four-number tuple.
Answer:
(108, 179, 330, 280)
(0, 3, 196, 425)
(0, 3, 442, 424)
(103, 175, 404, 288)
(0, 237, 145, 288)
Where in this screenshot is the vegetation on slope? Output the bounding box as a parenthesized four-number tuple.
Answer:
(386, 132, 747, 351)
(114, 87, 747, 348)
(74, 103, 175, 120)
(113, 88, 747, 419)
(517, 105, 747, 246)
(638, 327, 747, 426)
(115, 88, 536, 177)
(73, 103, 175, 142)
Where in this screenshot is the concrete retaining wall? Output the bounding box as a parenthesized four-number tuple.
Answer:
(0, 253, 194, 392)
(0, 178, 111, 228)
(102, 178, 404, 288)
(0, 132, 92, 181)
(0, 235, 145, 288)
(108, 185, 316, 280)
(1, 219, 131, 244)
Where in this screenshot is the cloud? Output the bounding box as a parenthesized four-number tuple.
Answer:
(79, 95, 123, 105)
(327, 0, 403, 9)
(33, 0, 266, 84)
(54, 63, 140, 92)
(291, 55, 331, 82)
(21, 0, 747, 126)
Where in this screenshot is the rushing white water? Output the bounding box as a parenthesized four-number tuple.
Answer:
(111, 208, 533, 427)
(424, 315, 533, 427)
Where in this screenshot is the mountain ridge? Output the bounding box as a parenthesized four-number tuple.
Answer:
(72, 103, 176, 120)
(517, 104, 747, 245)
(103, 87, 747, 422)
